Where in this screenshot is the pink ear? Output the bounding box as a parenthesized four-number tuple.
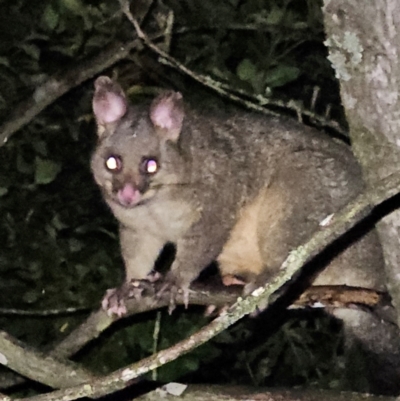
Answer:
(92, 76, 127, 125)
(150, 91, 184, 142)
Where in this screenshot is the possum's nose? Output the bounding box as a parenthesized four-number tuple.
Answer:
(117, 183, 141, 206)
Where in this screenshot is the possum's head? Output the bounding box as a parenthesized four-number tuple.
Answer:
(91, 76, 186, 208)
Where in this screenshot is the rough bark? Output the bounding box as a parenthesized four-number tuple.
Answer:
(322, 0, 400, 325)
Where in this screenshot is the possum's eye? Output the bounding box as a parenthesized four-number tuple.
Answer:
(140, 157, 159, 175)
(105, 155, 122, 172)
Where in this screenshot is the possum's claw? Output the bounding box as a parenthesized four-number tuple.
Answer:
(157, 272, 191, 313)
(101, 286, 130, 317)
(102, 276, 158, 317)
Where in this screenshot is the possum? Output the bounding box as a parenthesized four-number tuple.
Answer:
(91, 76, 384, 317)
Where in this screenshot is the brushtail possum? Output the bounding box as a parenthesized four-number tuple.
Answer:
(91, 76, 384, 317)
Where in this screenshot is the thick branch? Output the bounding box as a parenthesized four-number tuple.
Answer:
(50, 283, 390, 361)
(0, 331, 95, 389)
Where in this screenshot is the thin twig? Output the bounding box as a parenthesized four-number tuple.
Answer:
(152, 311, 162, 381)
(119, 0, 348, 136)
(0, 40, 139, 147)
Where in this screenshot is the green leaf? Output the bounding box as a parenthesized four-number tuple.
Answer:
(42, 3, 60, 31)
(19, 43, 40, 60)
(265, 66, 301, 88)
(60, 0, 85, 16)
(265, 6, 284, 25)
(0, 57, 10, 67)
(45, 223, 57, 240)
(236, 58, 258, 82)
(34, 157, 62, 185)
(69, 238, 84, 253)
(0, 187, 8, 197)
(85, 34, 108, 50)
(52, 214, 68, 231)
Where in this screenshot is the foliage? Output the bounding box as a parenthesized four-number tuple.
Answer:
(83, 309, 221, 382)
(164, 0, 341, 117)
(206, 311, 346, 389)
(0, 0, 348, 394)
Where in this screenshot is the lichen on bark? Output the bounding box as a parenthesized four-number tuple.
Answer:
(323, 0, 400, 326)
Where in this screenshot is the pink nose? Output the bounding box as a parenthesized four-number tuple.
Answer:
(117, 183, 141, 206)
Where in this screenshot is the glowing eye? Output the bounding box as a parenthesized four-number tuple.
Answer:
(105, 155, 122, 172)
(142, 158, 158, 174)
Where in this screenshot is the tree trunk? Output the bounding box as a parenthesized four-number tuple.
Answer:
(322, 1, 400, 394)
(322, 0, 400, 323)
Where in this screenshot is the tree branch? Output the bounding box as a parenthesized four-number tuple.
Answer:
(0, 39, 142, 147)
(0, 331, 95, 389)
(49, 282, 391, 362)
(1, 279, 387, 392)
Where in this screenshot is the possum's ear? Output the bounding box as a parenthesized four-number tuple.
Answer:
(92, 76, 127, 137)
(149, 91, 184, 142)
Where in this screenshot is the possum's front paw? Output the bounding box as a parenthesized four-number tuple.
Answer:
(158, 272, 191, 313)
(101, 284, 132, 317)
(102, 277, 158, 317)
